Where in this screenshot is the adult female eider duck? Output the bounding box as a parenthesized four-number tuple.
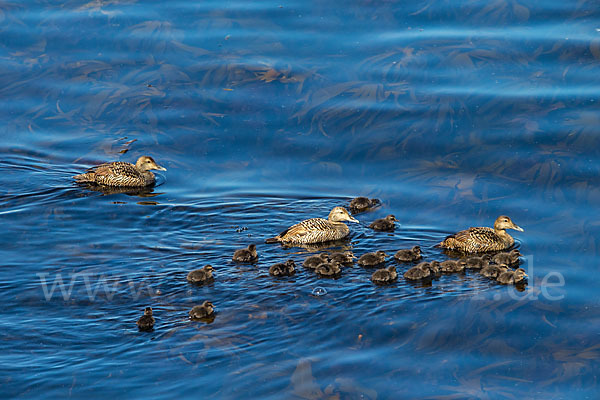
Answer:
(349, 197, 380, 213)
(232, 244, 258, 263)
(73, 156, 167, 187)
(371, 266, 397, 284)
(265, 207, 358, 244)
(369, 215, 398, 232)
(136, 307, 155, 331)
(439, 215, 524, 253)
(186, 265, 214, 284)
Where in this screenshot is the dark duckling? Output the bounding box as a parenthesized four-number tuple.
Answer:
(464, 254, 492, 270)
(369, 215, 398, 232)
(186, 265, 214, 284)
(136, 307, 155, 331)
(73, 156, 167, 187)
(357, 251, 388, 267)
(497, 268, 528, 284)
(329, 251, 355, 266)
(439, 259, 466, 273)
(316, 262, 342, 278)
(403, 261, 439, 280)
(189, 301, 215, 320)
(349, 197, 380, 213)
(371, 266, 398, 284)
(481, 264, 510, 279)
(303, 253, 330, 270)
(492, 249, 522, 266)
(266, 207, 358, 244)
(232, 244, 258, 263)
(439, 215, 524, 253)
(269, 260, 296, 277)
(394, 245, 422, 263)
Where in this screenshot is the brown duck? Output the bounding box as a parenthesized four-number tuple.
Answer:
(439, 216, 524, 253)
(316, 262, 342, 278)
(189, 301, 215, 319)
(232, 244, 258, 263)
(369, 215, 398, 232)
(497, 268, 528, 284)
(269, 260, 296, 277)
(404, 261, 440, 280)
(492, 249, 522, 266)
(186, 265, 214, 284)
(303, 253, 330, 269)
(349, 197, 380, 213)
(371, 266, 398, 284)
(394, 246, 422, 263)
(358, 251, 388, 267)
(74, 156, 166, 187)
(136, 307, 155, 331)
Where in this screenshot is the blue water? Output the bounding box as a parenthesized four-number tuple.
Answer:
(1, 0, 600, 398)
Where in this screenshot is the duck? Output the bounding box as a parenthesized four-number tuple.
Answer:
(369, 215, 398, 232)
(73, 156, 167, 187)
(394, 246, 422, 263)
(269, 260, 296, 277)
(497, 268, 528, 285)
(186, 265, 214, 284)
(136, 307, 155, 331)
(492, 249, 522, 266)
(464, 254, 492, 270)
(357, 251, 388, 267)
(232, 244, 258, 263)
(480, 264, 510, 279)
(349, 197, 380, 213)
(439, 259, 466, 273)
(329, 251, 355, 266)
(439, 215, 524, 253)
(189, 301, 215, 320)
(265, 207, 358, 244)
(316, 262, 342, 278)
(403, 261, 440, 280)
(303, 253, 330, 269)
(371, 266, 398, 284)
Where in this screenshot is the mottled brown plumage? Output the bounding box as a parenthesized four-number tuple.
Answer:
(186, 265, 214, 284)
(394, 246, 422, 263)
(265, 207, 358, 244)
(439, 216, 524, 253)
(371, 266, 397, 284)
(73, 156, 167, 187)
(369, 215, 398, 232)
(189, 301, 215, 320)
(136, 307, 155, 331)
(497, 268, 528, 284)
(269, 260, 296, 277)
(232, 244, 258, 263)
(349, 197, 380, 213)
(358, 251, 388, 267)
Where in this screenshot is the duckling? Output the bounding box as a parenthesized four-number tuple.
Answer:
(439, 216, 524, 253)
(349, 197, 380, 213)
(369, 215, 398, 232)
(492, 249, 522, 266)
(269, 260, 296, 277)
(371, 266, 398, 284)
(232, 244, 258, 263)
(73, 156, 167, 187)
(403, 261, 439, 280)
(439, 259, 466, 273)
(186, 265, 214, 284)
(329, 251, 355, 266)
(316, 262, 342, 278)
(464, 254, 492, 270)
(136, 307, 155, 331)
(480, 264, 510, 279)
(303, 253, 330, 269)
(189, 301, 215, 320)
(394, 246, 422, 263)
(357, 251, 388, 267)
(497, 268, 528, 284)
(265, 207, 358, 244)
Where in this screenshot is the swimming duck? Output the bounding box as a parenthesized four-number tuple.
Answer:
(403, 261, 439, 280)
(371, 266, 398, 284)
(439, 259, 466, 273)
(269, 260, 297, 277)
(265, 207, 358, 244)
(394, 246, 422, 263)
(492, 249, 522, 266)
(349, 197, 380, 213)
(186, 265, 214, 284)
(316, 262, 342, 278)
(73, 156, 167, 187)
(232, 244, 258, 263)
(439, 216, 524, 253)
(136, 307, 155, 331)
(480, 264, 510, 279)
(329, 251, 355, 266)
(189, 301, 215, 319)
(369, 215, 398, 232)
(464, 254, 492, 270)
(497, 268, 528, 284)
(303, 253, 330, 269)
(357, 251, 388, 267)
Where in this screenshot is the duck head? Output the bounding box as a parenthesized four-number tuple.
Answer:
(136, 156, 167, 171)
(494, 216, 523, 232)
(328, 207, 359, 223)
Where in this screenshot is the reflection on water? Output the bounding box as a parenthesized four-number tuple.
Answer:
(1, 0, 600, 398)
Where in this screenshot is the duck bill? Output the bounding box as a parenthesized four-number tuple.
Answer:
(155, 165, 167, 171)
(348, 216, 359, 223)
(512, 224, 524, 232)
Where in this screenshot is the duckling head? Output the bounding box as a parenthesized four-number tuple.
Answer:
(376, 250, 388, 258)
(385, 215, 398, 222)
(514, 268, 528, 279)
(144, 307, 153, 316)
(202, 301, 214, 309)
(204, 265, 214, 272)
(494, 216, 523, 232)
(329, 207, 359, 223)
(136, 156, 167, 171)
